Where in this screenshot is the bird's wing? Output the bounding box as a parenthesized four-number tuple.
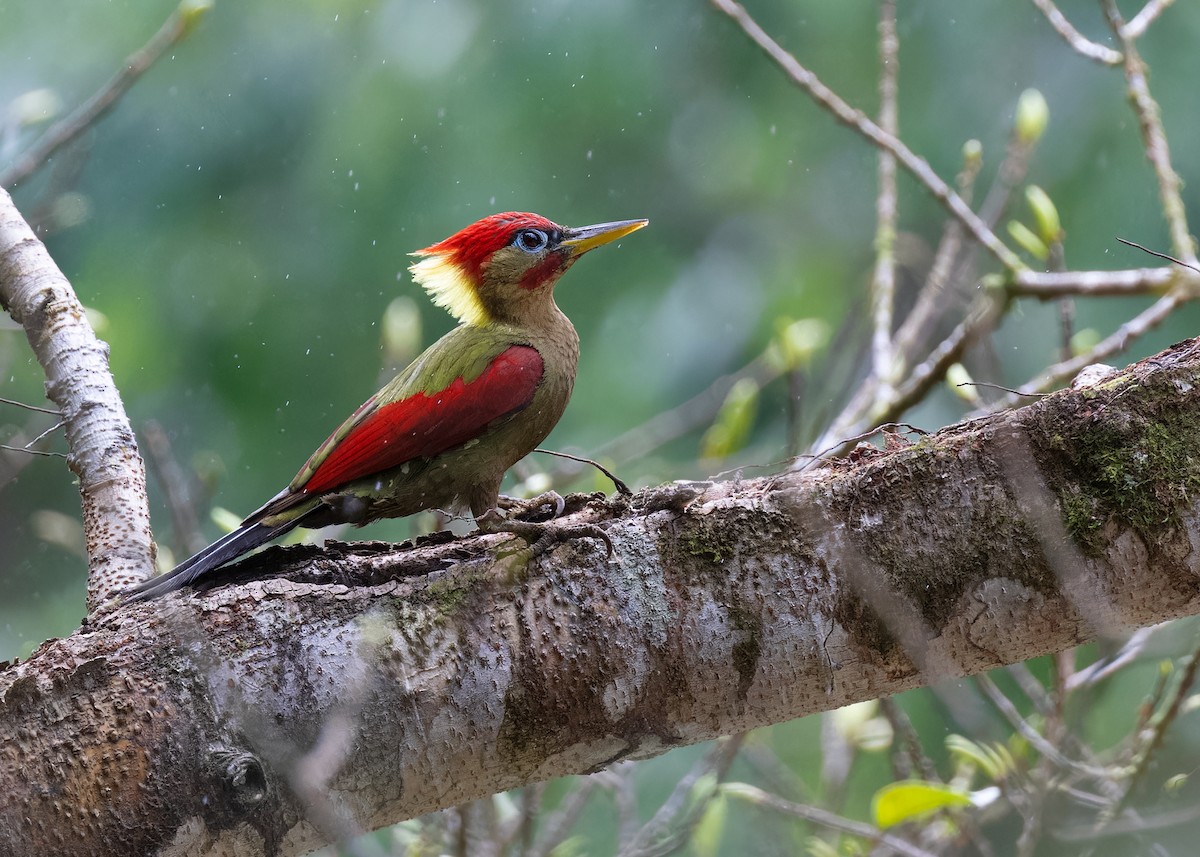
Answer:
(292, 341, 544, 497)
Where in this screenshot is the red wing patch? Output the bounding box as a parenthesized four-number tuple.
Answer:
(299, 345, 544, 495)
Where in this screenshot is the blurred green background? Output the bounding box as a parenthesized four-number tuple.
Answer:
(4, 1, 1200, 853)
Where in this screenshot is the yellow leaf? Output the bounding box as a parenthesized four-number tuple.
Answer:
(872, 780, 971, 829)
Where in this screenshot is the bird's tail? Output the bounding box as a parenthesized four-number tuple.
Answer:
(124, 516, 305, 602)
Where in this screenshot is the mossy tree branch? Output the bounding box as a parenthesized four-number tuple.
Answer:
(5, 339, 1200, 857)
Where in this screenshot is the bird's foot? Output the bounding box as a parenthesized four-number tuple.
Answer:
(477, 508, 613, 568)
(496, 491, 567, 521)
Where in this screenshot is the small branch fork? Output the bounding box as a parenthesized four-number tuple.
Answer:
(1030, 0, 1123, 65)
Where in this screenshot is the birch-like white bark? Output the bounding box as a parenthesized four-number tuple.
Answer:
(0, 188, 154, 611)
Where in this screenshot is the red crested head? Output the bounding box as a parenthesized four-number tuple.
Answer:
(409, 212, 648, 326)
(418, 212, 564, 285)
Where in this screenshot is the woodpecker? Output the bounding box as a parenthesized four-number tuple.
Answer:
(127, 212, 647, 600)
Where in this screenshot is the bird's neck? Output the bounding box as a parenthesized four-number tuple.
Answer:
(496, 300, 579, 377)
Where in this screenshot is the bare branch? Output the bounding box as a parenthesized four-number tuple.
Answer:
(975, 674, 1108, 779)
(527, 779, 599, 857)
(805, 287, 1015, 461)
(0, 187, 153, 610)
(870, 0, 900, 388)
(709, 0, 1024, 273)
(1103, 0, 1196, 265)
(1, 0, 210, 189)
(1029, 0, 1123, 65)
(890, 145, 982, 372)
(1104, 633, 1200, 823)
(1008, 265, 1182, 298)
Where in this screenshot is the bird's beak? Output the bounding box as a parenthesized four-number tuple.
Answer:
(559, 218, 649, 256)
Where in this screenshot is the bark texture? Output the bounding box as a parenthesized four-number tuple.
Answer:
(4, 340, 1200, 856)
(0, 188, 154, 610)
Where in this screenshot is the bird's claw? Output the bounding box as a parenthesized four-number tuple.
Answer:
(477, 509, 613, 561)
(496, 490, 567, 521)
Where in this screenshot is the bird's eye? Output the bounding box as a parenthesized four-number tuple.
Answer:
(515, 229, 548, 253)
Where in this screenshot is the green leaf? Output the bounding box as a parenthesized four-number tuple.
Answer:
(1070, 328, 1101, 356)
(872, 780, 972, 829)
(700, 377, 760, 459)
(1007, 220, 1048, 261)
(946, 735, 1015, 781)
(766, 317, 830, 372)
(1025, 185, 1063, 245)
(691, 792, 728, 857)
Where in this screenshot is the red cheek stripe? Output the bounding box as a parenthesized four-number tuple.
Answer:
(520, 254, 564, 290)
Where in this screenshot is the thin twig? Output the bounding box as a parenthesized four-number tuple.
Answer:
(1049, 244, 1073, 362)
(23, 419, 64, 448)
(606, 763, 642, 849)
(1103, 0, 1196, 265)
(1106, 635, 1200, 821)
(1115, 238, 1200, 274)
(1030, 0, 1123, 65)
(1066, 627, 1156, 691)
(880, 697, 940, 782)
(532, 447, 631, 496)
(975, 674, 1108, 779)
(142, 419, 208, 556)
(0, 395, 60, 415)
(0, 443, 65, 458)
(617, 735, 744, 857)
(508, 783, 544, 857)
(739, 739, 811, 803)
(1005, 663, 1054, 717)
(527, 778, 598, 857)
(1, 0, 210, 189)
(890, 144, 982, 371)
(709, 0, 1024, 273)
(870, 0, 899, 389)
(1122, 0, 1175, 40)
(721, 783, 937, 857)
(590, 354, 779, 465)
(958, 381, 1045, 398)
(993, 290, 1183, 409)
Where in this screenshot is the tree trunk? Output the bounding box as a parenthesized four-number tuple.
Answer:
(4, 340, 1200, 857)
